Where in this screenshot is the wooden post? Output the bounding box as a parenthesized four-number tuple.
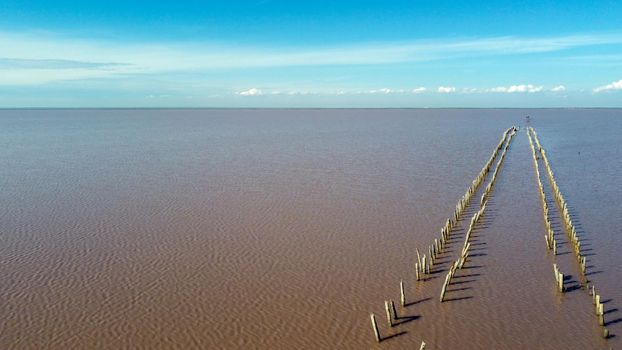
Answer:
(595, 295, 601, 313)
(544, 234, 550, 249)
(400, 280, 406, 307)
(428, 246, 434, 267)
(553, 264, 564, 293)
(459, 251, 469, 269)
(440, 273, 450, 302)
(384, 301, 393, 327)
(415, 263, 420, 281)
(370, 313, 381, 342)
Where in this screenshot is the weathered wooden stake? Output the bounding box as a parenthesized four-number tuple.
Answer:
(440, 273, 450, 302)
(415, 263, 420, 281)
(400, 280, 406, 307)
(384, 300, 393, 327)
(544, 234, 549, 248)
(428, 246, 434, 267)
(370, 313, 381, 342)
(459, 251, 469, 269)
(595, 295, 601, 314)
(553, 264, 564, 293)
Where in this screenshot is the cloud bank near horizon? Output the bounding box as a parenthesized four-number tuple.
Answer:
(593, 79, 622, 93)
(233, 84, 577, 96)
(0, 29, 621, 107)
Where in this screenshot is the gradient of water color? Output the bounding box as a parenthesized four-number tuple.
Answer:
(0, 109, 620, 349)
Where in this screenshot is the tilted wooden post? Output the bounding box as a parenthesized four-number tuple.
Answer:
(370, 313, 381, 342)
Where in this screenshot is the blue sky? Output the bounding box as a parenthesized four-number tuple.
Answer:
(1, 0, 622, 107)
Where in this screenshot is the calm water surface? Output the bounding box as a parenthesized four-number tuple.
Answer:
(0, 109, 620, 349)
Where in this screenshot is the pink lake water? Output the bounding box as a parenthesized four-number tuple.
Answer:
(0, 109, 620, 349)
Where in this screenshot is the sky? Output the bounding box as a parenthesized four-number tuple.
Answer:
(1, 0, 622, 107)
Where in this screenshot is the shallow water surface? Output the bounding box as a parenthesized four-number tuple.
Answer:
(0, 109, 620, 349)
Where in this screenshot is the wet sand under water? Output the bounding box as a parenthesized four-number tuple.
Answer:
(0, 109, 620, 349)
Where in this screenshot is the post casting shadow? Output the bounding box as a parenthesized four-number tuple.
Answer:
(405, 297, 431, 307)
(379, 331, 407, 342)
(444, 296, 474, 302)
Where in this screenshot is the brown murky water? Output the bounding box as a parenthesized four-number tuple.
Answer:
(0, 109, 620, 349)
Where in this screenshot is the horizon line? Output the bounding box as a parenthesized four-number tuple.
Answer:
(1, 107, 621, 110)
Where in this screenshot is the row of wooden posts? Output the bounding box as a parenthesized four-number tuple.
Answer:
(416, 126, 517, 282)
(530, 128, 584, 267)
(480, 127, 515, 206)
(526, 128, 559, 257)
(370, 126, 611, 344)
(527, 127, 610, 339)
(527, 129, 572, 292)
(441, 127, 517, 302)
(369, 126, 517, 345)
(461, 127, 516, 266)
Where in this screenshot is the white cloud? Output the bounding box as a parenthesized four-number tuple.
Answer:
(551, 85, 566, 92)
(232, 84, 568, 97)
(232, 87, 431, 96)
(369, 88, 395, 94)
(236, 88, 327, 96)
(351, 88, 405, 94)
(0, 68, 118, 85)
(438, 86, 456, 93)
(237, 88, 263, 96)
(490, 84, 543, 93)
(461, 87, 480, 94)
(286, 90, 313, 95)
(2, 30, 622, 86)
(593, 79, 622, 92)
